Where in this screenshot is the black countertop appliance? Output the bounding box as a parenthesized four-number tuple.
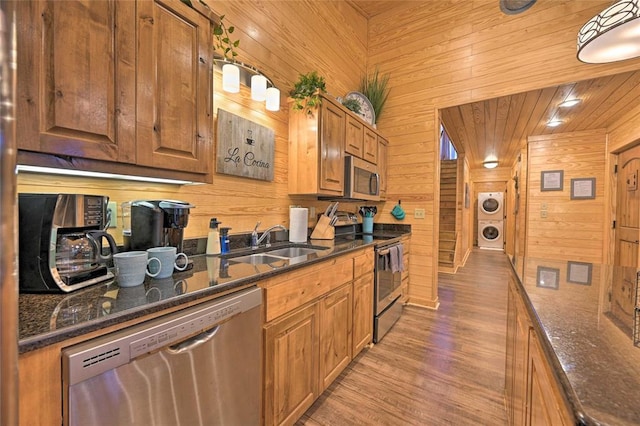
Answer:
(128, 200, 194, 253)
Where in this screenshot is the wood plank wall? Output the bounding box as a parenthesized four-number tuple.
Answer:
(17, 1, 369, 246)
(17, 0, 640, 308)
(367, 0, 640, 307)
(525, 130, 607, 269)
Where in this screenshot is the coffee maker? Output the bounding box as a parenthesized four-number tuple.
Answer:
(18, 194, 118, 293)
(126, 200, 194, 253)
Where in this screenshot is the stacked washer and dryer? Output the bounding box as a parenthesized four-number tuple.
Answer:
(478, 192, 504, 250)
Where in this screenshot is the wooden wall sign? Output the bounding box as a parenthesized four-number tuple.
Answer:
(216, 109, 275, 181)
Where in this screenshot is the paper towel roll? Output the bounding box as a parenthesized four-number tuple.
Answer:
(289, 208, 309, 242)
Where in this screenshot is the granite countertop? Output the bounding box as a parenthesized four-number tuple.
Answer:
(19, 231, 408, 354)
(514, 259, 640, 425)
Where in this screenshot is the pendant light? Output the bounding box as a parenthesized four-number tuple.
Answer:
(214, 55, 280, 111)
(577, 0, 640, 63)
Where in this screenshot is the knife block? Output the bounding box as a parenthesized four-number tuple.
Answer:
(310, 214, 335, 240)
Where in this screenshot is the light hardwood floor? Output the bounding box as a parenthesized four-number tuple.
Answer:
(298, 248, 510, 425)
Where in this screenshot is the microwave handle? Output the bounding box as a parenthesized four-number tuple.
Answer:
(369, 173, 380, 195)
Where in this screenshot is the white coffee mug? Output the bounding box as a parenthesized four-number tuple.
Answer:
(146, 246, 188, 279)
(113, 251, 161, 287)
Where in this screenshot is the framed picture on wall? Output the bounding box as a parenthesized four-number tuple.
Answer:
(567, 261, 592, 285)
(536, 266, 560, 290)
(541, 170, 564, 191)
(570, 178, 596, 200)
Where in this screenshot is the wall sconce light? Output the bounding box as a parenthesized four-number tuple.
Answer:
(215, 55, 280, 111)
(577, 0, 640, 63)
(222, 63, 240, 93)
(483, 160, 499, 169)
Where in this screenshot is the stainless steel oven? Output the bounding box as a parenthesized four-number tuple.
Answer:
(374, 240, 404, 343)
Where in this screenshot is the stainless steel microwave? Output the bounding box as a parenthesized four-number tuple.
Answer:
(344, 155, 380, 201)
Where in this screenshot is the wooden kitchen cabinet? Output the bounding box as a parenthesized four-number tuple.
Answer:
(17, 0, 213, 179)
(261, 247, 374, 426)
(345, 115, 364, 158)
(264, 302, 320, 426)
(352, 249, 374, 356)
(505, 276, 573, 426)
(400, 236, 410, 303)
(319, 283, 353, 390)
(378, 136, 389, 200)
(289, 95, 346, 197)
(364, 127, 378, 164)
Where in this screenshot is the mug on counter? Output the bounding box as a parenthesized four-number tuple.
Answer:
(146, 246, 188, 279)
(113, 251, 161, 287)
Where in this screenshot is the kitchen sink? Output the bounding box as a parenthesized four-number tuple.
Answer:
(228, 244, 329, 266)
(265, 246, 328, 258)
(230, 254, 289, 265)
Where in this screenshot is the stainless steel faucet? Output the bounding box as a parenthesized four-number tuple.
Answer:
(252, 224, 287, 249)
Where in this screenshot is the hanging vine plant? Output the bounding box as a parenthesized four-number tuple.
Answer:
(289, 71, 327, 116)
(213, 14, 240, 60)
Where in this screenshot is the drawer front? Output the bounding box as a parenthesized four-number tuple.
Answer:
(263, 256, 354, 322)
(354, 249, 374, 276)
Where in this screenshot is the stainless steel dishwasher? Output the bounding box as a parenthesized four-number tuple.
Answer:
(62, 286, 262, 426)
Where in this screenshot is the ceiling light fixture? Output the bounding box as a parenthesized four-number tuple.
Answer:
(214, 56, 280, 111)
(483, 160, 499, 169)
(547, 119, 563, 127)
(558, 99, 581, 108)
(577, 0, 640, 63)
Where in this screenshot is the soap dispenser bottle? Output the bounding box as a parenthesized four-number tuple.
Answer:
(206, 218, 221, 255)
(220, 227, 232, 254)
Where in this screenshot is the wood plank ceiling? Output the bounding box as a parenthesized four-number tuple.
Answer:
(440, 70, 640, 169)
(348, 1, 640, 170)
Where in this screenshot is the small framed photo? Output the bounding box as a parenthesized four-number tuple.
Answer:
(567, 261, 592, 285)
(537, 266, 560, 290)
(570, 178, 596, 200)
(541, 170, 564, 191)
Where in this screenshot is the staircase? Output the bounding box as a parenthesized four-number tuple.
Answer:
(439, 160, 457, 270)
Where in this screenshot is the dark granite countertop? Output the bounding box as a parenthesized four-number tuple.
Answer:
(513, 259, 640, 425)
(19, 231, 408, 354)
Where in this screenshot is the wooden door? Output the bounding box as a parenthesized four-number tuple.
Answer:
(264, 303, 319, 426)
(363, 127, 378, 164)
(352, 272, 373, 357)
(136, 0, 212, 174)
(378, 136, 389, 200)
(17, 0, 136, 162)
(319, 99, 345, 194)
(345, 115, 363, 158)
(319, 284, 352, 391)
(612, 144, 640, 332)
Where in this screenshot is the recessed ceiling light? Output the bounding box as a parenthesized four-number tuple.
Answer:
(547, 119, 563, 127)
(559, 99, 581, 108)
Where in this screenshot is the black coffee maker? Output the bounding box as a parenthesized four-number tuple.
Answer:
(126, 200, 194, 252)
(18, 194, 118, 293)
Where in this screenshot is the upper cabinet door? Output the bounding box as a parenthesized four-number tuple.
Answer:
(17, 0, 136, 162)
(319, 100, 346, 193)
(345, 115, 363, 158)
(136, 0, 213, 174)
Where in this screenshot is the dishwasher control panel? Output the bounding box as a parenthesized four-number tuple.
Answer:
(129, 302, 241, 358)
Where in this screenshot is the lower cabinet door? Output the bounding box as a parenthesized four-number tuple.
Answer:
(352, 272, 374, 356)
(319, 284, 353, 390)
(264, 302, 319, 426)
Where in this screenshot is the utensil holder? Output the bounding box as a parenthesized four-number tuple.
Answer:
(310, 214, 335, 240)
(363, 217, 374, 234)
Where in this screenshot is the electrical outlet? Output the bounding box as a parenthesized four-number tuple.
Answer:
(540, 210, 548, 218)
(309, 207, 316, 219)
(541, 203, 548, 210)
(107, 201, 118, 228)
(414, 208, 426, 219)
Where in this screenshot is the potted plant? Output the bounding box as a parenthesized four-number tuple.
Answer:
(341, 98, 362, 115)
(289, 71, 327, 116)
(360, 67, 390, 124)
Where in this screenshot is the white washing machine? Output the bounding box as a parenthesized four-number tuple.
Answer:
(478, 220, 504, 250)
(478, 192, 504, 220)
